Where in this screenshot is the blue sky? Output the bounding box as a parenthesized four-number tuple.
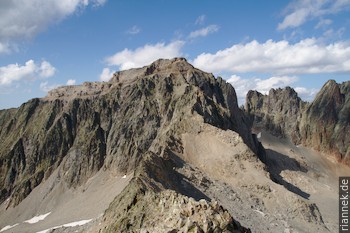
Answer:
(1, 0, 350, 109)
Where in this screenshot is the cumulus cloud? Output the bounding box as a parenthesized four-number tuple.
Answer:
(0, 60, 56, 86)
(226, 75, 255, 103)
(126, 25, 141, 35)
(294, 86, 319, 101)
(106, 41, 184, 70)
(255, 76, 298, 92)
(193, 38, 350, 75)
(0, 0, 107, 53)
(189, 25, 219, 39)
(228, 75, 297, 101)
(39, 61, 56, 78)
(227, 75, 317, 104)
(278, 0, 350, 30)
(99, 67, 114, 82)
(66, 79, 76, 85)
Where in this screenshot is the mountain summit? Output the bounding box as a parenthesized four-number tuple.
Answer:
(0, 58, 258, 232)
(0, 58, 343, 232)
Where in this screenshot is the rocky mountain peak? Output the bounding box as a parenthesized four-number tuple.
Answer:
(246, 80, 350, 164)
(0, 57, 261, 207)
(245, 86, 305, 142)
(323, 79, 337, 87)
(310, 79, 344, 114)
(145, 57, 193, 74)
(268, 86, 299, 99)
(109, 57, 196, 84)
(0, 59, 342, 233)
(46, 58, 207, 101)
(300, 80, 350, 163)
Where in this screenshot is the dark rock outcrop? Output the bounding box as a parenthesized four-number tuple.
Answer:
(300, 80, 350, 163)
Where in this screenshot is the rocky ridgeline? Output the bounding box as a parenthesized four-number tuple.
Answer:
(104, 189, 250, 233)
(0, 58, 260, 232)
(245, 87, 306, 143)
(47, 82, 112, 99)
(245, 80, 350, 164)
(91, 148, 253, 233)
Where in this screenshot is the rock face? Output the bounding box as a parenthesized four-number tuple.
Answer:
(104, 189, 250, 233)
(245, 87, 306, 143)
(300, 80, 350, 163)
(0, 58, 259, 232)
(0, 58, 332, 233)
(97, 153, 251, 233)
(245, 80, 350, 164)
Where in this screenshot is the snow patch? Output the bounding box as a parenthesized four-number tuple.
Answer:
(24, 212, 51, 224)
(36, 219, 93, 233)
(61, 219, 92, 227)
(257, 132, 262, 139)
(0, 223, 19, 232)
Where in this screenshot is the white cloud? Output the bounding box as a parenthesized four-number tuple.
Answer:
(228, 75, 298, 101)
(39, 61, 56, 78)
(126, 25, 141, 35)
(99, 68, 114, 81)
(255, 76, 298, 92)
(106, 41, 184, 70)
(278, 0, 350, 30)
(195, 15, 206, 25)
(40, 81, 60, 92)
(294, 86, 319, 101)
(0, 0, 107, 53)
(66, 79, 76, 85)
(189, 25, 219, 39)
(278, 8, 310, 30)
(0, 60, 56, 86)
(193, 38, 350, 75)
(227, 75, 255, 102)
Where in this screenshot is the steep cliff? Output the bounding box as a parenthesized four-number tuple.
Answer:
(245, 87, 306, 143)
(245, 80, 350, 164)
(300, 80, 350, 163)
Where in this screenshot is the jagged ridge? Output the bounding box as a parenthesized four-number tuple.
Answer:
(0, 58, 262, 232)
(245, 79, 350, 164)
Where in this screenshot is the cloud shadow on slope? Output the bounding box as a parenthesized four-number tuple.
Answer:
(265, 149, 310, 199)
